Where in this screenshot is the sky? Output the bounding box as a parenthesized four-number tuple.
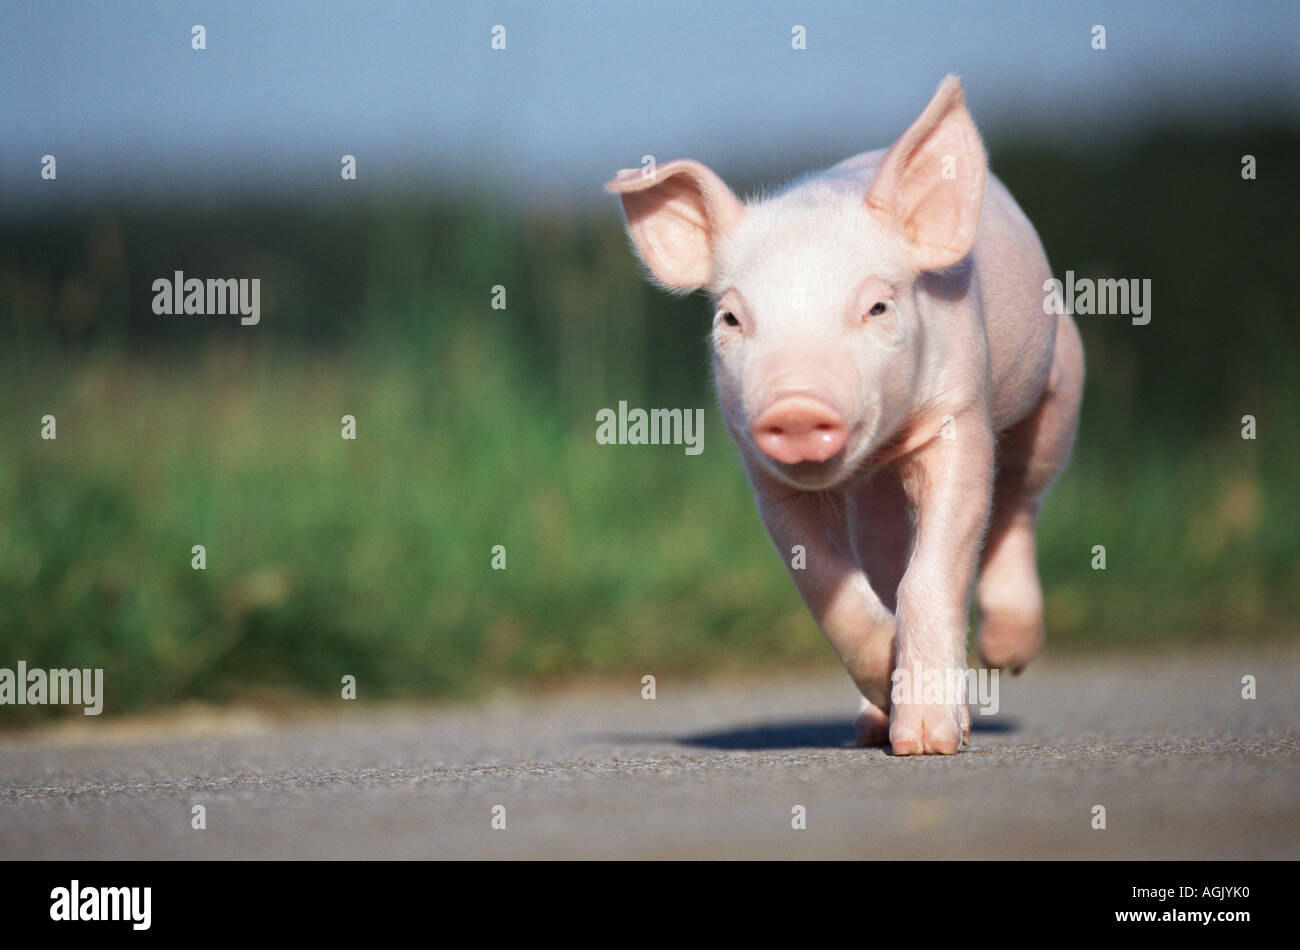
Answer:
(2, 0, 1297, 213)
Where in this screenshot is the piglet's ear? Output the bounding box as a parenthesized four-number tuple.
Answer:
(866, 76, 987, 271)
(606, 159, 744, 291)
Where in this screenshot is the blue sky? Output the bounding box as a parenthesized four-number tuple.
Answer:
(2, 0, 1297, 212)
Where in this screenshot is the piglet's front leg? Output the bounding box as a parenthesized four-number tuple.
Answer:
(889, 412, 994, 755)
(748, 470, 897, 745)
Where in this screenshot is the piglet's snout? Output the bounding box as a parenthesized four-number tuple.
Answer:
(752, 396, 848, 464)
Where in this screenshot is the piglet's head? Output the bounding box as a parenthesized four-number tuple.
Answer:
(607, 77, 986, 491)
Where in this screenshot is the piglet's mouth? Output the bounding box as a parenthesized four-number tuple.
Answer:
(758, 436, 863, 491)
(773, 459, 847, 491)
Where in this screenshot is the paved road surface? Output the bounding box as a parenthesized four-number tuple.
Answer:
(2, 644, 1296, 859)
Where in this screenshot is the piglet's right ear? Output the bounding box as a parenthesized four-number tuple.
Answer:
(606, 159, 744, 291)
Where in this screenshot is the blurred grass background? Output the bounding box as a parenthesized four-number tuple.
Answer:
(1, 128, 1297, 720)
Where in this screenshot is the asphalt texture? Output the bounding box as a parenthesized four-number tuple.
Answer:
(2, 643, 1296, 859)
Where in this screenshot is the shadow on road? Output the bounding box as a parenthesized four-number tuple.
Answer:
(592, 716, 1019, 751)
(681, 718, 857, 749)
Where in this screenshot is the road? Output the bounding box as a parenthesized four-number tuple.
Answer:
(2, 643, 1296, 859)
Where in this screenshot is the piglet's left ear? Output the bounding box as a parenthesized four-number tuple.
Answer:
(866, 76, 986, 271)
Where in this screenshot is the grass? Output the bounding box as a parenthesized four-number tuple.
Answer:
(0, 331, 1295, 723)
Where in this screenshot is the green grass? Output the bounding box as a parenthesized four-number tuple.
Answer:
(0, 333, 1295, 722)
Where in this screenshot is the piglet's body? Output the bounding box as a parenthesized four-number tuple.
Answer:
(608, 77, 1084, 754)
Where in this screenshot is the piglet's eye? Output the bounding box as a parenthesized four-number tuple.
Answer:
(868, 302, 888, 317)
(720, 311, 740, 327)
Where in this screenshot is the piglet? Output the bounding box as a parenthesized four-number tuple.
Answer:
(608, 77, 1083, 754)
